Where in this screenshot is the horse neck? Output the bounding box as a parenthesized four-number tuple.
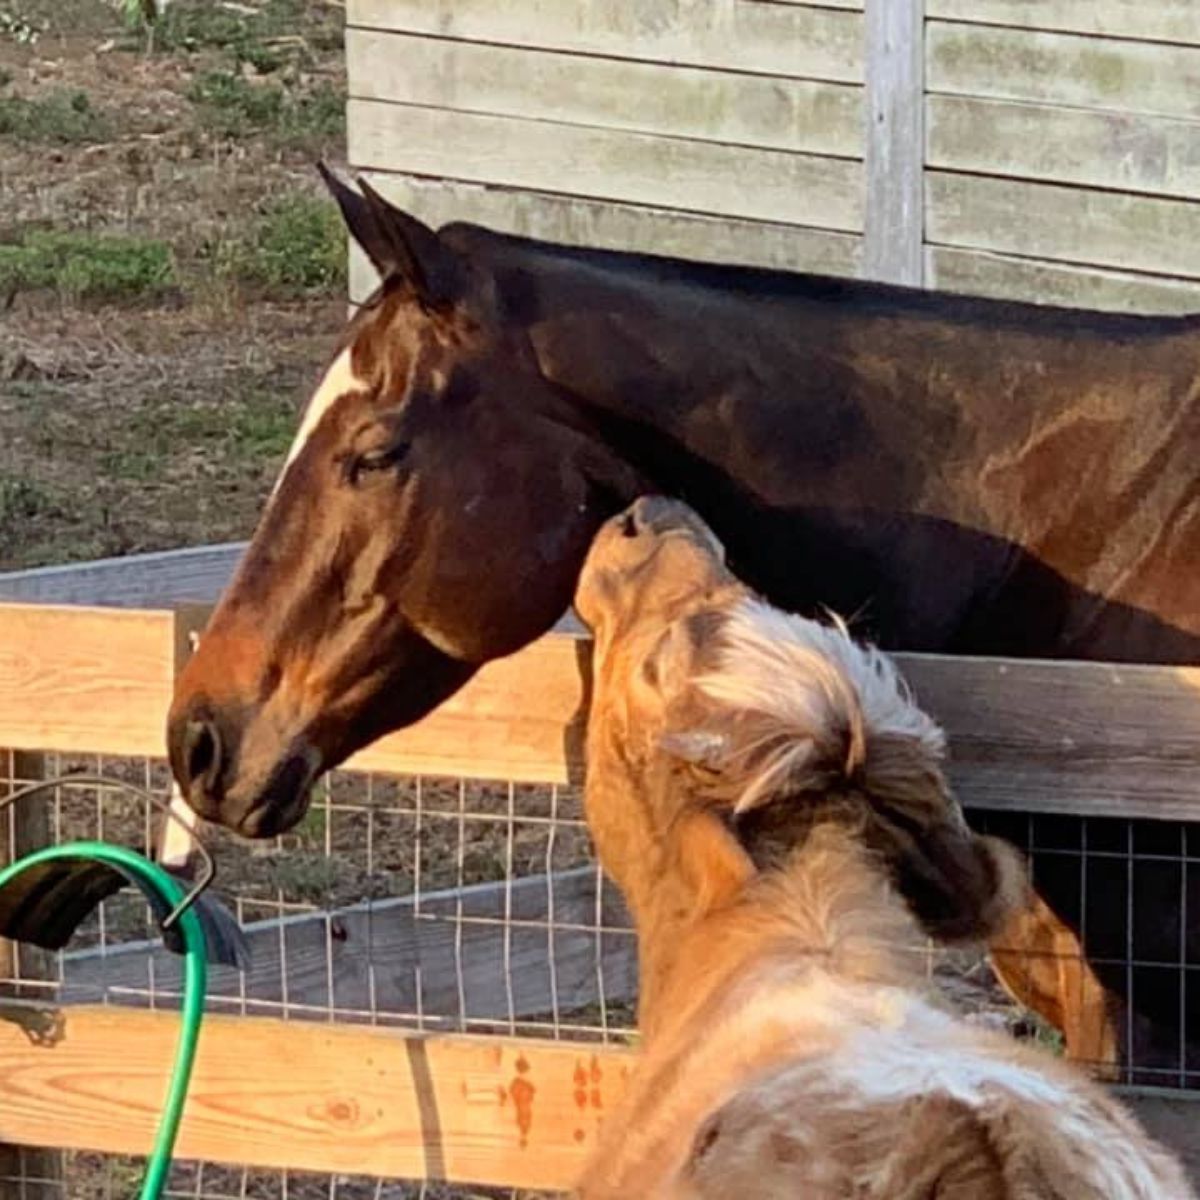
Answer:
(637, 809, 923, 1041)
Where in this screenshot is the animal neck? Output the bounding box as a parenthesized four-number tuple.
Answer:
(636, 809, 925, 1042)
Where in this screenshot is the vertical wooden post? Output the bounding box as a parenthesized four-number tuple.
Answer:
(0, 749, 63, 1196)
(863, 0, 925, 285)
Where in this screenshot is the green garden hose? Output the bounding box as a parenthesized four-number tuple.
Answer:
(0, 772, 244, 1200)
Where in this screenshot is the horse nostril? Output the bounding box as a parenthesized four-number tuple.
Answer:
(620, 511, 641, 538)
(183, 719, 222, 791)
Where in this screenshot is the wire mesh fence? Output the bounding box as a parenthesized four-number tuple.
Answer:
(1, 748, 1197, 1196)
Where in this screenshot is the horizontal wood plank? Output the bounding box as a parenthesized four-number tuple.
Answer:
(61, 868, 637, 1021)
(926, 0, 1200, 45)
(0, 605, 172, 758)
(928, 95, 1200, 202)
(2, 602, 1199, 818)
(346, 29, 863, 158)
(346, 0, 864, 84)
(927, 245, 1200, 314)
(0, 543, 245, 610)
(926, 171, 1200, 280)
(927, 22, 1200, 121)
(347, 100, 865, 233)
(0, 1002, 635, 1188)
(347, 177, 861, 301)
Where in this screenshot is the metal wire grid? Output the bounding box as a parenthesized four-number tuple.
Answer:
(2, 750, 1198, 1197)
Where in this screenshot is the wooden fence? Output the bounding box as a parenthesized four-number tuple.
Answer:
(1, 543, 1200, 1188)
(343, 0, 1200, 313)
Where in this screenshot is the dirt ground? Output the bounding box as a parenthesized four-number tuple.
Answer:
(1, 0, 346, 569)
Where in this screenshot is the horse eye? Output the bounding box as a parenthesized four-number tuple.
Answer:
(351, 441, 411, 482)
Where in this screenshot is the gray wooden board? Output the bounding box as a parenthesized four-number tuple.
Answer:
(346, 99, 864, 233)
(902, 656, 1200, 823)
(925, 0, 1200, 46)
(926, 245, 1200, 315)
(926, 171, 1200, 281)
(60, 867, 638, 1021)
(346, 177, 862, 303)
(0, 543, 245, 609)
(863, 0, 924, 284)
(346, 0, 864, 85)
(927, 94, 1200, 203)
(346, 28, 864, 159)
(927, 22, 1200, 122)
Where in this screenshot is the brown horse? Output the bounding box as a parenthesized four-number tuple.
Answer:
(168, 169, 1198, 1069)
(573, 496, 1192, 1199)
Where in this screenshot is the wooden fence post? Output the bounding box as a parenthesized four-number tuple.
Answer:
(863, 0, 925, 285)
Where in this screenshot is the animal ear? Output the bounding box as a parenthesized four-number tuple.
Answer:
(316, 162, 462, 308)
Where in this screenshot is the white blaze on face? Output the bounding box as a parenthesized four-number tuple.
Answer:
(272, 346, 369, 495)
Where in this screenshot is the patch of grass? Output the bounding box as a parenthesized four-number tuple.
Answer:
(0, 88, 110, 144)
(152, 0, 342, 64)
(188, 70, 343, 146)
(0, 476, 56, 524)
(103, 381, 297, 482)
(0, 8, 43, 45)
(0, 229, 175, 303)
(217, 193, 346, 296)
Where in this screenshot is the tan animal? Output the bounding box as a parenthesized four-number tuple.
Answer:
(572, 495, 1192, 1200)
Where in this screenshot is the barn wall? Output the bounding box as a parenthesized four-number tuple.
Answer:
(344, 0, 1200, 315)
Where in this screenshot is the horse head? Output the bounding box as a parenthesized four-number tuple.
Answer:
(168, 169, 638, 835)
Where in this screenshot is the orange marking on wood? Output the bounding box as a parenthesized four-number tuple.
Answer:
(574, 1128, 586, 1143)
(590, 1088, 603, 1110)
(510, 1075, 536, 1148)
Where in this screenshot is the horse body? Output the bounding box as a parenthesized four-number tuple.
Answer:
(573, 496, 1192, 1199)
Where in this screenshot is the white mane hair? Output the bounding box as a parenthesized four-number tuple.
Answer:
(689, 597, 947, 814)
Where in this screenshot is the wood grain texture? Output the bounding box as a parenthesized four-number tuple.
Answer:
(0, 604, 172, 757)
(347, 0, 864, 84)
(863, 0, 924, 284)
(346, 29, 863, 158)
(926, 0, 1200, 45)
(1, 602, 1199, 817)
(928, 95, 1200, 202)
(346, 100, 865, 233)
(926, 171, 1200, 280)
(0, 1002, 635, 1188)
(61, 868, 637, 1020)
(928, 22, 1200, 121)
(346, 176, 862, 302)
(927, 245, 1200, 314)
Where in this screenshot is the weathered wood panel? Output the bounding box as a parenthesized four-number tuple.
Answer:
(927, 23, 1200, 121)
(928, 95, 1200, 201)
(346, 29, 863, 159)
(346, 0, 864, 84)
(926, 172, 1200, 280)
(0, 1002, 636, 1188)
(347, 177, 861, 302)
(926, 0, 1200, 45)
(347, 101, 864, 233)
(60, 868, 636, 1020)
(0, 543, 245, 609)
(927, 246, 1200, 314)
(0, 605, 173, 758)
(863, 0, 924, 284)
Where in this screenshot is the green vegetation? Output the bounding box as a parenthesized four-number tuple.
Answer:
(0, 229, 176, 302)
(188, 70, 342, 145)
(152, 0, 342, 67)
(0, 88, 110, 143)
(217, 193, 346, 296)
(103, 381, 296, 482)
(0, 476, 57, 524)
(0, 9, 42, 45)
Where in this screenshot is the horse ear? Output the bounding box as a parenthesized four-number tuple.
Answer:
(316, 162, 461, 308)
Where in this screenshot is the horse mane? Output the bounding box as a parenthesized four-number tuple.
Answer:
(687, 597, 945, 816)
(438, 220, 1200, 338)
